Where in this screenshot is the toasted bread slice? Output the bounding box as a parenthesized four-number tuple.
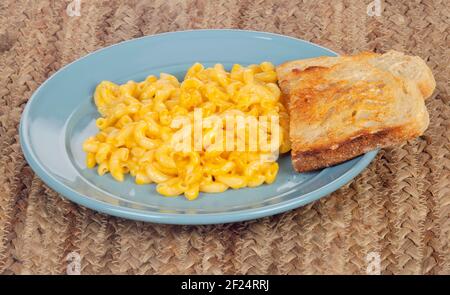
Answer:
(278, 50, 436, 99)
(276, 51, 432, 172)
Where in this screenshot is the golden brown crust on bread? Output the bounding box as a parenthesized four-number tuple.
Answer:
(277, 50, 432, 172)
(291, 127, 417, 172)
(277, 50, 436, 100)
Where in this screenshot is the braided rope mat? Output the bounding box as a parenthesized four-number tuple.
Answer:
(0, 0, 449, 274)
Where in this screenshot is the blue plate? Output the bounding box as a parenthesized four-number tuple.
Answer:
(20, 30, 377, 224)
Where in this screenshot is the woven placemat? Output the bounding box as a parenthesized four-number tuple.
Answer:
(0, 0, 449, 274)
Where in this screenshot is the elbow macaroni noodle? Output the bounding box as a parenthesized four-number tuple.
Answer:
(83, 62, 290, 200)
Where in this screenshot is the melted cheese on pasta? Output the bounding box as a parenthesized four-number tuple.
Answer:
(83, 62, 290, 200)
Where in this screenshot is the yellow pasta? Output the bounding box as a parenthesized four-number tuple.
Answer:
(83, 62, 290, 200)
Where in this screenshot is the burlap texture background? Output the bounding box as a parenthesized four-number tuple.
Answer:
(0, 0, 449, 274)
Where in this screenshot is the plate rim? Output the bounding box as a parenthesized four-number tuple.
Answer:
(19, 29, 378, 224)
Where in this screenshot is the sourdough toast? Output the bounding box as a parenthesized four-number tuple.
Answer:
(276, 51, 434, 172)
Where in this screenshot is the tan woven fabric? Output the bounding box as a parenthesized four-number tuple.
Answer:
(0, 0, 449, 275)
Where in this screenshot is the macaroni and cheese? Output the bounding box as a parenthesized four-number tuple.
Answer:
(83, 62, 290, 200)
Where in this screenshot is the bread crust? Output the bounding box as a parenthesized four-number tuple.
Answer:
(277, 50, 433, 173)
(291, 127, 415, 172)
(417, 66, 436, 99)
(277, 50, 436, 100)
